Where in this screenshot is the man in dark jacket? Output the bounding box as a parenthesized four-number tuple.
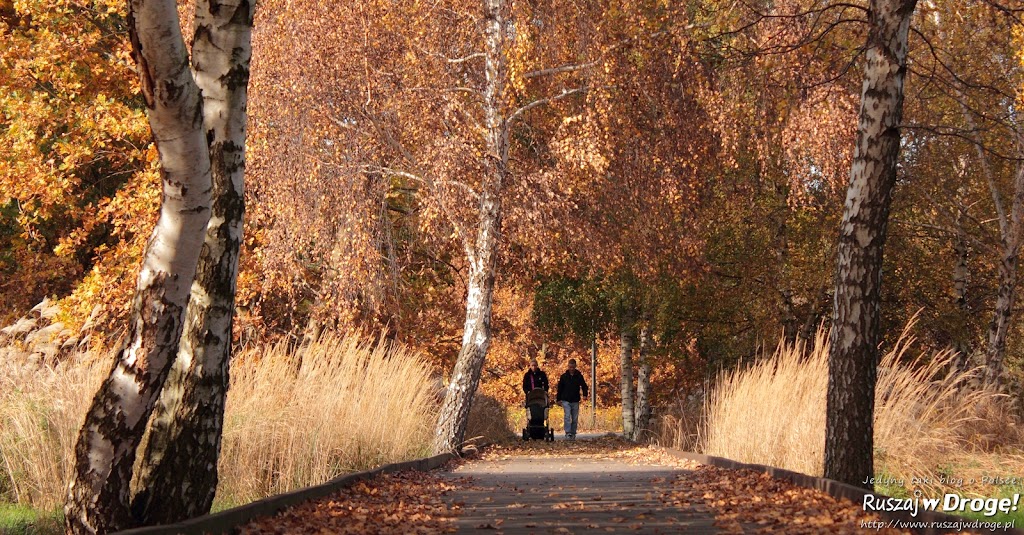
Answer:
(556, 359, 589, 440)
(522, 358, 549, 397)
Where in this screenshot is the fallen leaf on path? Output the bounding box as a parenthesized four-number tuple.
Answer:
(668, 466, 920, 535)
(237, 471, 465, 534)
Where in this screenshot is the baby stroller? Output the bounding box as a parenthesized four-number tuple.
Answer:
(522, 388, 555, 441)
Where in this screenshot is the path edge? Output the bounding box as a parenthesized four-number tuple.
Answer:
(112, 452, 456, 535)
(659, 447, 1024, 535)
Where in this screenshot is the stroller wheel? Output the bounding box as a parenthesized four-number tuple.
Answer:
(522, 429, 529, 441)
(547, 429, 554, 442)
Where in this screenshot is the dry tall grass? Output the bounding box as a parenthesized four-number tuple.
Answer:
(700, 324, 1019, 492)
(217, 334, 437, 505)
(701, 330, 830, 475)
(1, 333, 437, 511)
(656, 393, 706, 451)
(0, 354, 105, 509)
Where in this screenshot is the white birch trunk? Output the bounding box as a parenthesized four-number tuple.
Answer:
(132, 0, 253, 523)
(65, 0, 212, 531)
(432, 0, 509, 453)
(960, 104, 1024, 386)
(634, 326, 652, 441)
(824, 0, 916, 490)
(984, 161, 1024, 386)
(620, 321, 635, 440)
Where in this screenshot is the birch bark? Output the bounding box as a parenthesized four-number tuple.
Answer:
(634, 326, 652, 441)
(132, 0, 253, 523)
(65, 0, 212, 531)
(619, 320, 636, 440)
(824, 0, 917, 489)
(432, 0, 509, 453)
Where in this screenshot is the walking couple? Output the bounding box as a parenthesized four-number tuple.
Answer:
(522, 358, 589, 440)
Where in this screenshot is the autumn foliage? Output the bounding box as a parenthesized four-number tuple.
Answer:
(0, 0, 159, 331)
(4, 0, 1024, 525)
(3, 0, 1022, 392)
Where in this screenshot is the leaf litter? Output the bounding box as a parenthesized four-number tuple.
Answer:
(237, 470, 468, 534)
(234, 437, 971, 534)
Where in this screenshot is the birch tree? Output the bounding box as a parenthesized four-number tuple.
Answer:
(64, 0, 212, 530)
(895, 0, 1024, 386)
(959, 108, 1024, 387)
(634, 325, 653, 441)
(824, 0, 917, 489)
(431, 0, 603, 452)
(432, 0, 511, 453)
(619, 317, 636, 440)
(132, 0, 254, 524)
(64, 0, 253, 530)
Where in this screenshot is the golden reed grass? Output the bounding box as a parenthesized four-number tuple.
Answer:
(699, 322, 1018, 493)
(1, 333, 437, 511)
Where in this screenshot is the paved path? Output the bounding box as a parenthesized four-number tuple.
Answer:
(442, 438, 720, 534)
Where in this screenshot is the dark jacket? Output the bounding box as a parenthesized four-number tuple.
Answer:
(556, 370, 589, 403)
(522, 369, 549, 395)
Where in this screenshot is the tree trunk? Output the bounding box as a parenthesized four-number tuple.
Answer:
(983, 156, 1024, 386)
(984, 250, 1017, 385)
(432, 218, 502, 452)
(432, 0, 509, 454)
(799, 288, 830, 343)
(590, 331, 598, 429)
(956, 100, 1024, 386)
(950, 179, 974, 373)
(824, 0, 916, 490)
(634, 326, 652, 442)
(620, 321, 635, 440)
(64, 1, 212, 532)
(131, 0, 253, 524)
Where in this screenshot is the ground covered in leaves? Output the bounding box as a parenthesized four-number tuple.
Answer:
(236, 470, 468, 534)
(671, 466, 911, 535)
(463, 436, 916, 534)
(233, 436, 948, 534)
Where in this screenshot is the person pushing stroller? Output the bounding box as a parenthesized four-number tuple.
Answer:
(522, 358, 549, 396)
(522, 359, 554, 441)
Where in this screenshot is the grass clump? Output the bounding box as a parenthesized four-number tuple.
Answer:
(1, 332, 438, 513)
(0, 355, 106, 510)
(0, 503, 62, 535)
(698, 321, 1022, 498)
(215, 333, 437, 506)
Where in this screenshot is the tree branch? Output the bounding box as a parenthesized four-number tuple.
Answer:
(508, 86, 589, 123)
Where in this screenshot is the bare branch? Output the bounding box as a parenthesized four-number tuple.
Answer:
(445, 52, 486, 64)
(369, 165, 480, 200)
(357, 108, 473, 249)
(960, 100, 1008, 240)
(523, 60, 599, 80)
(901, 123, 1023, 162)
(413, 43, 486, 64)
(407, 86, 486, 101)
(508, 86, 589, 122)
